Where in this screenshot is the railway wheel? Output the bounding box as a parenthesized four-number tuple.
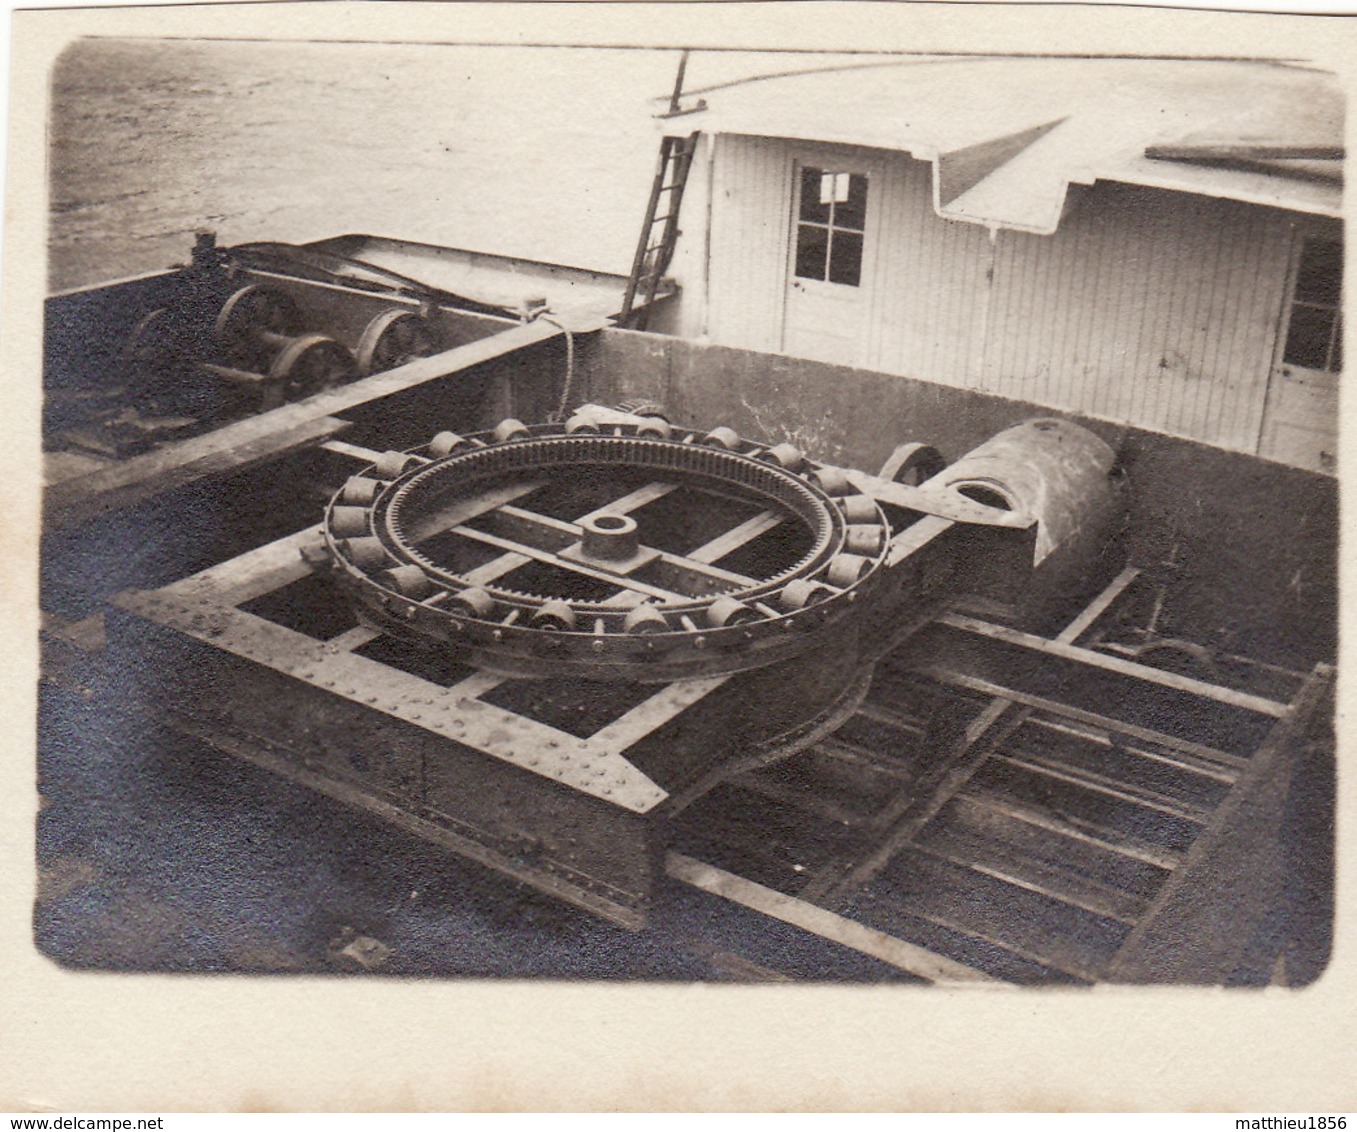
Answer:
(355, 309, 438, 376)
(263, 334, 358, 408)
(214, 284, 304, 370)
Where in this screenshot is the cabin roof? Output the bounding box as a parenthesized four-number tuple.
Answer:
(669, 57, 1343, 233)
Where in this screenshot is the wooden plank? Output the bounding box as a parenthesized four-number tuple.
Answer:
(1146, 144, 1344, 162)
(47, 415, 352, 532)
(495, 503, 760, 590)
(912, 836, 1149, 927)
(990, 750, 1210, 824)
(967, 757, 1201, 860)
(159, 525, 323, 606)
(944, 793, 1171, 903)
(686, 509, 784, 564)
(408, 480, 549, 543)
(800, 701, 1032, 904)
(958, 787, 1182, 871)
(449, 524, 689, 603)
(577, 480, 678, 521)
(664, 852, 997, 984)
(46, 319, 564, 531)
(318, 439, 386, 465)
(865, 848, 1128, 982)
(938, 612, 1290, 718)
(918, 666, 1248, 774)
(1056, 566, 1141, 643)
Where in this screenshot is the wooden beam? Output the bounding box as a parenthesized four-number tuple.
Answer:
(45, 319, 565, 532)
(938, 612, 1290, 718)
(1056, 566, 1141, 643)
(686, 509, 784, 565)
(664, 852, 997, 984)
(1146, 144, 1343, 162)
(46, 415, 352, 532)
(917, 666, 1248, 775)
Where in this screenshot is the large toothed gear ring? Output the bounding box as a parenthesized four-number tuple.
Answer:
(320, 417, 893, 682)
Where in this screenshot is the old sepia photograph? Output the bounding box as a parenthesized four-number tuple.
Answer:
(7, 0, 1353, 1111)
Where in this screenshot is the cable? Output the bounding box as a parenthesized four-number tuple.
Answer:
(536, 313, 576, 423)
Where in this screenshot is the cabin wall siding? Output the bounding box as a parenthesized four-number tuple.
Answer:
(981, 184, 1292, 453)
(701, 133, 1297, 458)
(706, 134, 793, 352)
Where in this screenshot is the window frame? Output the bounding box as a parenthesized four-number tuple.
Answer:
(792, 164, 870, 288)
(1280, 235, 1343, 375)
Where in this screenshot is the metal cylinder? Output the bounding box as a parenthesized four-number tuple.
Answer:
(707, 596, 761, 628)
(428, 431, 467, 458)
(531, 600, 577, 631)
(623, 604, 669, 634)
(329, 506, 370, 538)
(811, 466, 854, 497)
(493, 418, 530, 444)
(579, 513, 640, 562)
(925, 418, 1118, 566)
(373, 450, 415, 479)
(838, 495, 878, 524)
(341, 476, 380, 505)
(383, 564, 434, 600)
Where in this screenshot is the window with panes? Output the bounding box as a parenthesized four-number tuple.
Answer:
(1283, 238, 1343, 373)
(794, 167, 868, 287)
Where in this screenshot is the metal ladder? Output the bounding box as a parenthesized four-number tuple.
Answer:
(618, 131, 700, 329)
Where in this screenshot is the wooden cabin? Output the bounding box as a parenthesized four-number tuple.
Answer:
(652, 58, 1343, 474)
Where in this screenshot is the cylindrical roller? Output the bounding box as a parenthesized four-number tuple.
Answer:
(810, 466, 854, 496)
(826, 553, 871, 587)
(845, 524, 885, 555)
(382, 564, 435, 600)
(838, 494, 878, 524)
(579, 513, 640, 562)
(635, 417, 672, 439)
(780, 578, 832, 610)
(564, 414, 600, 435)
(707, 596, 761, 628)
(329, 505, 371, 538)
(343, 536, 389, 570)
(450, 587, 496, 619)
(702, 426, 740, 450)
(493, 418, 530, 443)
(530, 600, 577, 631)
(341, 476, 380, 505)
(623, 604, 669, 634)
(373, 450, 414, 479)
(428, 431, 467, 458)
(761, 443, 806, 473)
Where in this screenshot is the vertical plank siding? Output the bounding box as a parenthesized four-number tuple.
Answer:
(706, 135, 793, 352)
(703, 135, 1298, 458)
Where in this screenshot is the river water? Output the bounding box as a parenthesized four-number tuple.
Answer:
(49, 38, 735, 291)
